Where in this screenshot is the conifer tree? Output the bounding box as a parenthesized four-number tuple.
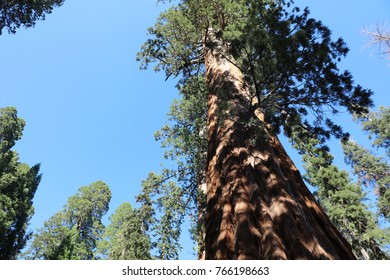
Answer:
(0, 107, 41, 259)
(342, 140, 390, 220)
(150, 77, 208, 258)
(138, 0, 373, 259)
(289, 126, 389, 259)
(359, 106, 390, 157)
(98, 202, 151, 260)
(25, 181, 111, 260)
(136, 172, 185, 260)
(0, 0, 65, 34)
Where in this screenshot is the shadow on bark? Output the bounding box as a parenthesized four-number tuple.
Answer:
(204, 61, 355, 259)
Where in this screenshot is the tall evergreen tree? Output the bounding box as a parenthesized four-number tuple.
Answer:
(342, 140, 390, 220)
(138, 0, 373, 259)
(342, 106, 390, 221)
(359, 106, 390, 157)
(98, 202, 151, 260)
(136, 172, 185, 260)
(289, 127, 389, 259)
(0, 0, 65, 34)
(0, 107, 41, 259)
(25, 181, 111, 260)
(151, 77, 208, 259)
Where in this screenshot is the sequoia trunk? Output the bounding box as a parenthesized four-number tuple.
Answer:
(204, 31, 355, 260)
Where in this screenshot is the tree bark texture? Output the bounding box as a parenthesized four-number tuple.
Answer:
(204, 31, 356, 260)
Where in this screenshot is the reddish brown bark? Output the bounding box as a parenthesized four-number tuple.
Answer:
(198, 176, 207, 260)
(204, 32, 355, 260)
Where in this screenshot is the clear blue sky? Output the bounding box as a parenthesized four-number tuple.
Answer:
(0, 0, 389, 259)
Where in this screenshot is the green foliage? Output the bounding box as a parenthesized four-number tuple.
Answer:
(0, 0, 65, 35)
(0, 107, 25, 152)
(290, 125, 389, 259)
(234, 1, 373, 139)
(138, 3, 202, 79)
(130, 74, 209, 258)
(139, 0, 373, 143)
(359, 106, 390, 157)
(342, 107, 390, 257)
(25, 181, 111, 260)
(98, 202, 151, 260)
(136, 172, 186, 259)
(147, 75, 208, 257)
(138, 0, 375, 257)
(0, 107, 41, 259)
(343, 138, 390, 221)
(155, 75, 208, 183)
(24, 212, 77, 260)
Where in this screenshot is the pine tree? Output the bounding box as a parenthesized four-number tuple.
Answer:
(138, 0, 373, 259)
(0, 107, 41, 259)
(25, 181, 111, 260)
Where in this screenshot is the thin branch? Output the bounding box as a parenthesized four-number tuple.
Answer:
(362, 23, 390, 60)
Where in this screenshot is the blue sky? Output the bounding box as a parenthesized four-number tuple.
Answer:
(0, 0, 389, 259)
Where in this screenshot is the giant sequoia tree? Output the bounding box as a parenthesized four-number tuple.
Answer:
(138, 0, 373, 259)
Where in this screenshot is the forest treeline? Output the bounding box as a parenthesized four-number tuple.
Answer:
(0, 0, 389, 260)
(1, 105, 388, 260)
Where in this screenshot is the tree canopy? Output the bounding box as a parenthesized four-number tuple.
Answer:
(25, 181, 111, 260)
(0, 0, 65, 34)
(98, 202, 151, 260)
(137, 0, 374, 259)
(139, 0, 373, 141)
(289, 120, 389, 259)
